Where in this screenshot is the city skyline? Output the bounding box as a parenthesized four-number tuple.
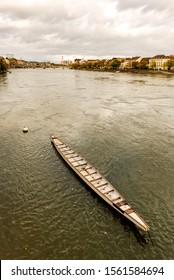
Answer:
(1, 0, 174, 63)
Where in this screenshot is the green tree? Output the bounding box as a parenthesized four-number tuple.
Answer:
(137, 61, 148, 70)
(150, 61, 156, 70)
(132, 61, 148, 70)
(0, 57, 8, 73)
(166, 59, 174, 70)
(111, 59, 121, 69)
(132, 61, 139, 69)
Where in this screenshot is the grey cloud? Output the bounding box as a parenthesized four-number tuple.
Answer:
(0, 0, 174, 61)
(117, 0, 174, 12)
(0, 0, 89, 22)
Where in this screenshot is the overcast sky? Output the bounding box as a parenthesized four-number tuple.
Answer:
(1, 0, 174, 62)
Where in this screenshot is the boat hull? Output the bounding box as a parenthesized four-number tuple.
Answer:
(51, 135, 149, 232)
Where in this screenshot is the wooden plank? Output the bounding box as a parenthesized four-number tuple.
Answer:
(57, 144, 66, 148)
(65, 153, 78, 159)
(106, 192, 120, 201)
(92, 179, 108, 188)
(112, 196, 121, 202)
(75, 162, 87, 168)
(97, 185, 111, 192)
(63, 150, 75, 155)
(102, 189, 114, 195)
(78, 160, 87, 165)
(84, 166, 92, 170)
(116, 200, 126, 207)
(90, 176, 102, 182)
(68, 158, 76, 163)
(76, 164, 91, 171)
(54, 139, 63, 145)
(60, 147, 70, 152)
(88, 168, 97, 175)
(74, 156, 82, 161)
(85, 175, 102, 183)
(72, 161, 80, 167)
(84, 171, 97, 176)
(80, 170, 89, 176)
(95, 183, 108, 188)
(125, 208, 134, 214)
(85, 175, 93, 182)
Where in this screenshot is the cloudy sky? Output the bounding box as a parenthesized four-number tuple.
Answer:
(1, 0, 174, 62)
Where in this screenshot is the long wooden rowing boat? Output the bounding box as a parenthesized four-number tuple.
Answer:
(51, 135, 149, 232)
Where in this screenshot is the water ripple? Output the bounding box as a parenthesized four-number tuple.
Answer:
(0, 69, 174, 259)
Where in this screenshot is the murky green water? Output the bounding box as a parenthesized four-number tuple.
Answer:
(0, 69, 174, 259)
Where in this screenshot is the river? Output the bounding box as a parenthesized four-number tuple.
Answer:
(0, 68, 174, 260)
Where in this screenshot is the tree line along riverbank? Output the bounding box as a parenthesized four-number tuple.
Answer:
(68, 57, 174, 75)
(69, 65, 174, 76)
(1, 56, 174, 76)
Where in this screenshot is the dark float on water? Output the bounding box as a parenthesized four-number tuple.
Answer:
(23, 126, 28, 133)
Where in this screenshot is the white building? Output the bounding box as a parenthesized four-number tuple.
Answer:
(149, 56, 170, 70)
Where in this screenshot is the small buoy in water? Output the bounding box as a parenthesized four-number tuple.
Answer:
(23, 127, 28, 133)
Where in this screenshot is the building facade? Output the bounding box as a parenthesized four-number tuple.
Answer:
(149, 55, 170, 70)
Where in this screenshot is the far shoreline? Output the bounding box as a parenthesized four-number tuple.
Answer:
(2, 67, 174, 77)
(69, 67, 174, 76)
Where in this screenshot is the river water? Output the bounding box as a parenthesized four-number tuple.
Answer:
(0, 68, 174, 260)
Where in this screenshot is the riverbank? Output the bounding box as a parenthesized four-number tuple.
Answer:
(0, 70, 7, 75)
(69, 66, 174, 76)
(119, 68, 174, 75)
